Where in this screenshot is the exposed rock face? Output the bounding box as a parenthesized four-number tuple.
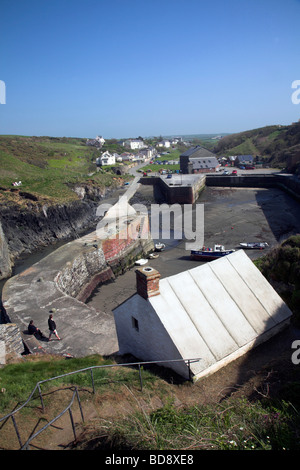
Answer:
(0, 220, 12, 279)
(0, 200, 99, 280)
(0, 178, 131, 280)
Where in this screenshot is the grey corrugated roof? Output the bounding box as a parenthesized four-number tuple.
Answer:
(149, 250, 292, 379)
(190, 156, 219, 169)
(180, 146, 215, 158)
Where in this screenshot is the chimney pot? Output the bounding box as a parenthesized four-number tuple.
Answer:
(136, 267, 160, 299)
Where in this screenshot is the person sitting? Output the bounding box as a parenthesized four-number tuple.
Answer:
(28, 320, 46, 339)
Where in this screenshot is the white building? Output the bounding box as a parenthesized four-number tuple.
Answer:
(86, 135, 105, 147)
(95, 135, 105, 145)
(123, 139, 146, 150)
(138, 147, 156, 160)
(119, 152, 135, 161)
(113, 250, 292, 381)
(96, 151, 115, 166)
(157, 140, 171, 148)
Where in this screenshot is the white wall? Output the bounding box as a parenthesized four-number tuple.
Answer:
(113, 294, 191, 379)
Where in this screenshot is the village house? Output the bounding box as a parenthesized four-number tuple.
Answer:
(86, 135, 105, 147)
(119, 152, 136, 162)
(157, 139, 171, 148)
(171, 137, 183, 145)
(113, 250, 292, 381)
(123, 139, 146, 150)
(190, 156, 220, 173)
(180, 146, 218, 174)
(96, 150, 115, 166)
(235, 155, 254, 167)
(138, 147, 157, 160)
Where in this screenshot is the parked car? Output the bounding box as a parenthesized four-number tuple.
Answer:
(232, 170, 237, 175)
(223, 170, 229, 175)
(246, 165, 255, 170)
(166, 174, 172, 179)
(239, 165, 245, 169)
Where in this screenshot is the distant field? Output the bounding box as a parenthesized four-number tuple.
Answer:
(140, 148, 181, 172)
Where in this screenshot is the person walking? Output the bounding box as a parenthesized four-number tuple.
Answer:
(48, 312, 61, 341)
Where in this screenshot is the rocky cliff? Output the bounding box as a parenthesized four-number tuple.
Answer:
(0, 182, 122, 280)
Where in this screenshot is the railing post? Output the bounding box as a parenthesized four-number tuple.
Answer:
(187, 360, 192, 381)
(138, 364, 143, 392)
(11, 414, 23, 448)
(90, 369, 95, 394)
(37, 383, 45, 412)
(75, 387, 84, 423)
(69, 408, 76, 441)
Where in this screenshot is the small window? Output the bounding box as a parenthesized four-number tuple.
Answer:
(132, 316, 139, 331)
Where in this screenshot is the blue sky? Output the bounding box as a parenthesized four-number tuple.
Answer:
(1, 0, 300, 138)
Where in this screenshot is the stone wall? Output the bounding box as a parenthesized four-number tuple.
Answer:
(0, 209, 154, 361)
(0, 324, 24, 364)
(140, 176, 205, 204)
(54, 246, 108, 299)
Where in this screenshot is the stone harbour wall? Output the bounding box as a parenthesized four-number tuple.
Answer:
(0, 211, 154, 361)
(0, 324, 24, 364)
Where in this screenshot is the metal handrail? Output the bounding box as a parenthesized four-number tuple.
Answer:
(0, 357, 200, 449)
(20, 386, 84, 450)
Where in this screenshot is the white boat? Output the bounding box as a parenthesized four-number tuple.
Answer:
(149, 253, 159, 259)
(155, 243, 165, 251)
(135, 258, 148, 266)
(191, 244, 235, 261)
(239, 242, 269, 250)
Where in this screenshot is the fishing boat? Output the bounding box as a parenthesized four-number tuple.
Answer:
(239, 242, 269, 250)
(191, 244, 235, 261)
(149, 252, 159, 259)
(135, 258, 148, 266)
(155, 243, 166, 252)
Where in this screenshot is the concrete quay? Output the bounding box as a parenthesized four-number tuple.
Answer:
(1, 189, 154, 361)
(141, 171, 300, 204)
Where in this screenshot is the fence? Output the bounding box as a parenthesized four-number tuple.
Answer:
(0, 357, 200, 450)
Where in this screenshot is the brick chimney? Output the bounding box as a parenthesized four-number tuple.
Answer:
(136, 266, 160, 299)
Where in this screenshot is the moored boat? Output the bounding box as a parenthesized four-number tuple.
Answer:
(149, 252, 159, 259)
(155, 243, 166, 251)
(135, 258, 148, 266)
(239, 242, 269, 249)
(191, 244, 235, 261)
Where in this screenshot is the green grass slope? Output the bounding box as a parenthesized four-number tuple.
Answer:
(213, 122, 300, 172)
(0, 135, 128, 204)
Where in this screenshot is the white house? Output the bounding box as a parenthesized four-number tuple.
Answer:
(138, 147, 156, 160)
(113, 250, 292, 381)
(86, 135, 105, 147)
(96, 151, 115, 166)
(123, 139, 146, 150)
(119, 152, 135, 162)
(157, 140, 171, 148)
(95, 135, 105, 145)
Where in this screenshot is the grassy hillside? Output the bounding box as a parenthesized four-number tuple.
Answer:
(0, 135, 129, 204)
(1, 350, 300, 450)
(255, 235, 300, 323)
(213, 122, 300, 172)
